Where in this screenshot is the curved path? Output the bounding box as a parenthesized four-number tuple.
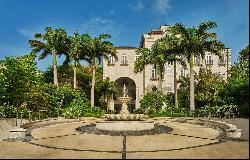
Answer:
(0, 118, 249, 159)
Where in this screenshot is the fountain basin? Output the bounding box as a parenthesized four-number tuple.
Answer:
(96, 121, 154, 131)
(105, 114, 144, 121)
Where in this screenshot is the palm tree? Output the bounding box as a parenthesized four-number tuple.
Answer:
(81, 34, 117, 108)
(170, 21, 225, 112)
(96, 77, 118, 110)
(160, 34, 187, 108)
(69, 32, 82, 89)
(29, 27, 69, 87)
(134, 41, 167, 92)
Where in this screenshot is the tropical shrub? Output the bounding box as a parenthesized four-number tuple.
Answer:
(150, 105, 188, 117)
(178, 68, 226, 109)
(0, 54, 43, 107)
(55, 84, 85, 108)
(62, 98, 88, 118)
(0, 104, 17, 118)
(222, 61, 249, 117)
(195, 104, 239, 118)
(139, 91, 173, 114)
(195, 67, 226, 108)
(62, 98, 104, 118)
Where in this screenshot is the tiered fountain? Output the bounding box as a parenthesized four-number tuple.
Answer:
(105, 83, 144, 121)
(96, 84, 154, 131)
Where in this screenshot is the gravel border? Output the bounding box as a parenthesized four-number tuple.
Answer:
(76, 123, 173, 136)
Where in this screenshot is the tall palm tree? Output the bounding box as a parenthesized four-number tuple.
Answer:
(29, 27, 69, 87)
(160, 34, 187, 108)
(69, 32, 82, 89)
(170, 21, 225, 112)
(81, 34, 117, 108)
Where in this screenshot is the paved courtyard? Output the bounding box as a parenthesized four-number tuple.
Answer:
(0, 118, 249, 159)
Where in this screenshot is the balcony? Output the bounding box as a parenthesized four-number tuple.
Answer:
(120, 62, 128, 66)
(150, 77, 158, 81)
(107, 62, 115, 66)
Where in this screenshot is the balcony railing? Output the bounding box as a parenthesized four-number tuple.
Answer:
(120, 61, 128, 66)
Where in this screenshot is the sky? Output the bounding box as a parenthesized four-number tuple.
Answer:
(0, 0, 249, 71)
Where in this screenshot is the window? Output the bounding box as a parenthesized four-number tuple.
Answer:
(194, 56, 201, 65)
(166, 83, 172, 92)
(180, 68, 185, 77)
(122, 54, 128, 64)
(218, 55, 226, 65)
(166, 67, 173, 75)
(151, 64, 157, 79)
(108, 55, 115, 64)
(205, 54, 213, 64)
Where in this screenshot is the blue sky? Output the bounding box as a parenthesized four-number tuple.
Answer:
(0, 0, 249, 71)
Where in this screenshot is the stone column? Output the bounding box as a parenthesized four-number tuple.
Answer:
(108, 94, 115, 112)
(135, 87, 140, 110)
(109, 99, 115, 112)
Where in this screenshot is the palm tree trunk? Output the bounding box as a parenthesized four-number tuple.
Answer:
(52, 51, 58, 87)
(91, 58, 96, 108)
(73, 60, 77, 89)
(189, 54, 195, 112)
(174, 60, 178, 108)
(158, 66, 163, 92)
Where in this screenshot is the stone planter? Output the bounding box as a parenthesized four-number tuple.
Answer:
(9, 127, 27, 139)
(225, 126, 242, 139)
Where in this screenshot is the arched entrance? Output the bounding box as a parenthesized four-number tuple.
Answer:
(114, 77, 136, 113)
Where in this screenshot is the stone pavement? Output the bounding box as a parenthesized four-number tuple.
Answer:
(0, 118, 249, 159)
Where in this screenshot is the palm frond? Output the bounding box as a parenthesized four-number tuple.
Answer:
(38, 51, 50, 60)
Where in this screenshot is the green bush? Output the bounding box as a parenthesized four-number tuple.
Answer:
(149, 105, 188, 118)
(55, 84, 86, 108)
(139, 91, 169, 114)
(0, 104, 17, 118)
(62, 98, 104, 118)
(195, 104, 239, 118)
(62, 98, 87, 118)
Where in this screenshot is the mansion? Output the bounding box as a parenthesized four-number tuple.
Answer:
(103, 25, 231, 113)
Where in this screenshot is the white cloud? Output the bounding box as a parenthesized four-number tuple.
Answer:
(154, 0, 171, 14)
(17, 29, 37, 38)
(130, 0, 145, 11)
(79, 17, 121, 40)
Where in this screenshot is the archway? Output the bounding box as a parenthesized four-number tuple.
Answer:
(114, 77, 136, 113)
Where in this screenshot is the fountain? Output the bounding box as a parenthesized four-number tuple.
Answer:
(104, 83, 144, 121)
(95, 83, 154, 131)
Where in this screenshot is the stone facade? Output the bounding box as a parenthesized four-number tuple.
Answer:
(103, 25, 231, 112)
